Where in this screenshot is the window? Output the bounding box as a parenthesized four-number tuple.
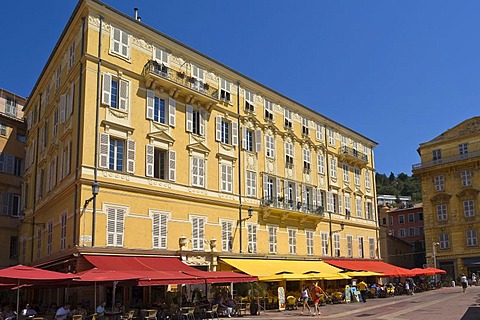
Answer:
(56, 66, 62, 89)
(60, 85, 74, 123)
(467, 229, 478, 247)
(439, 232, 449, 249)
(302, 117, 309, 136)
(464, 200, 475, 217)
(191, 64, 206, 92)
(47, 156, 57, 192)
(432, 149, 442, 162)
(9, 236, 17, 259)
(398, 215, 405, 224)
(69, 41, 75, 68)
(102, 74, 129, 111)
(437, 204, 447, 221)
(342, 164, 349, 182)
(107, 206, 125, 247)
(354, 168, 361, 186)
(408, 227, 415, 237)
(216, 116, 238, 146)
(461, 170, 472, 187)
(247, 224, 257, 253)
(317, 153, 325, 174)
(244, 89, 255, 112)
(154, 46, 169, 67)
(334, 233, 340, 257)
(356, 197, 362, 217)
(5, 97, 17, 117)
(344, 194, 351, 215)
(191, 217, 205, 251)
(246, 171, 257, 197)
(264, 99, 273, 121)
(365, 171, 371, 189)
(303, 149, 311, 173)
(398, 229, 405, 238)
(145, 146, 176, 181)
(321, 232, 328, 256)
(268, 226, 277, 254)
(152, 212, 168, 249)
(60, 212, 67, 251)
(330, 157, 337, 179)
(306, 230, 314, 255)
(284, 108, 293, 129)
(47, 221, 53, 255)
(52, 108, 59, 137)
(110, 26, 130, 59)
(99, 133, 135, 173)
(220, 163, 233, 193)
(369, 238, 375, 259)
(242, 127, 261, 153)
(288, 229, 297, 254)
(434, 175, 444, 191)
(459, 143, 468, 156)
(0, 153, 22, 176)
(61, 140, 72, 179)
(0, 123, 6, 136)
(146, 91, 176, 126)
(328, 128, 335, 146)
(36, 228, 42, 259)
(1, 193, 20, 216)
(221, 220, 233, 252)
(358, 236, 364, 258)
(285, 142, 294, 168)
(366, 202, 373, 220)
(191, 156, 205, 188)
(347, 235, 353, 258)
(263, 175, 279, 202)
(186, 105, 205, 136)
(265, 135, 275, 158)
(417, 212, 423, 221)
(316, 124, 324, 141)
(219, 78, 231, 102)
(408, 213, 414, 223)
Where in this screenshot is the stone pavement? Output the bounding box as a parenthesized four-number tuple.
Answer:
(231, 286, 480, 320)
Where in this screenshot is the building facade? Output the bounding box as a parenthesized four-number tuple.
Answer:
(0, 88, 26, 267)
(413, 116, 480, 279)
(19, 0, 378, 274)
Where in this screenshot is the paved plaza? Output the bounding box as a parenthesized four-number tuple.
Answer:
(234, 286, 480, 320)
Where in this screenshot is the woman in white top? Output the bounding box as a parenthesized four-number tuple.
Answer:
(301, 285, 311, 315)
(461, 274, 468, 293)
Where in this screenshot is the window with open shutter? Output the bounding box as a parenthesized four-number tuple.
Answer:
(192, 217, 205, 251)
(232, 122, 238, 146)
(247, 224, 257, 253)
(145, 144, 154, 177)
(168, 150, 176, 181)
(152, 212, 168, 249)
(60, 94, 66, 123)
(111, 27, 129, 59)
(186, 105, 193, 132)
(146, 90, 154, 120)
(255, 130, 262, 153)
(154, 47, 169, 66)
(118, 79, 129, 111)
(99, 133, 110, 168)
(126, 139, 135, 174)
(66, 85, 74, 118)
(168, 98, 176, 127)
(102, 74, 112, 106)
(107, 206, 125, 247)
(215, 116, 222, 141)
(221, 221, 233, 252)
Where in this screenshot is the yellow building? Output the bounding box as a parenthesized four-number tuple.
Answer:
(413, 116, 480, 279)
(0, 88, 26, 267)
(20, 0, 378, 276)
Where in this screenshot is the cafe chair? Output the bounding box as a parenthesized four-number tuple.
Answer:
(144, 310, 157, 320)
(204, 304, 219, 320)
(121, 310, 136, 320)
(179, 307, 195, 320)
(90, 313, 98, 320)
(237, 303, 250, 316)
(72, 316, 83, 320)
(32, 318, 45, 320)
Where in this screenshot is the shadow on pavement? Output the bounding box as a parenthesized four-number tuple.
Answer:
(461, 307, 480, 320)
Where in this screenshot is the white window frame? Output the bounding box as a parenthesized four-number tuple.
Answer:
(186, 105, 205, 136)
(220, 163, 233, 193)
(154, 46, 169, 66)
(302, 117, 309, 136)
(459, 143, 468, 156)
(437, 204, 447, 221)
(434, 175, 445, 191)
(328, 128, 335, 146)
(369, 237, 375, 259)
(365, 170, 371, 189)
(247, 223, 257, 253)
(106, 206, 126, 247)
(284, 108, 293, 129)
(219, 78, 231, 102)
(306, 230, 314, 255)
(191, 216, 205, 251)
(285, 142, 294, 168)
(265, 135, 275, 158)
(356, 197, 362, 217)
(101, 73, 129, 112)
(303, 148, 311, 173)
(330, 157, 337, 179)
(288, 228, 297, 255)
(60, 212, 67, 251)
(0, 123, 6, 136)
(191, 156, 205, 188)
(244, 89, 255, 112)
(191, 64, 206, 92)
(334, 233, 341, 257)
(152, 211, 168, 249)
(461, 170, 472, 187)
(439, 232, 449, 249)
(69, 41, 75, 69)
(316, 123, 323, 141)
(464, 200, 475, 217)
(268, 225, 277, 254)
(399, 228, 406, 237)
(358, 236, 364, 258)
(342, 163, 349, 182)
(354, 168, 361, 186)
(246, 170, 257, 197)
(467, 229, 478, 247)
(398, 214, 405, 224)
(221, 220, 233, 252)
(321, 232, 328, 256)
(215, 116, 238, 146)
(347, 235, 353, 258)
(110, 26, 130, 59)
(264, 99, 274, 121)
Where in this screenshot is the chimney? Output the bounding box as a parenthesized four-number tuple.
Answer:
(134, 8, 139, 20)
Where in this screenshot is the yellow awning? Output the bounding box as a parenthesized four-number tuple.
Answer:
(221, 258, 348, 281)
(344, 271, 382, 277)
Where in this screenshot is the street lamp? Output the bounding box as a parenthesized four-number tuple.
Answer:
(329, 211, 345, 257)
(433, 242, 440, 284)
(238, 207, 254, 253)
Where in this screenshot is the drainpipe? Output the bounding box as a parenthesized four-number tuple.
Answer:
(237, 82, 243, 253)
(324, 127, 333, 257)
(92, 15, 103, 247)
(30, 93, 42, 262)
(371, 148, 380, 259)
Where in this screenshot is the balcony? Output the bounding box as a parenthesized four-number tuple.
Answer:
(143, 60, 219, 106)
(338, 146, 368, 166)
(260, 196, 325, 224)
(412, 150, 480, 172)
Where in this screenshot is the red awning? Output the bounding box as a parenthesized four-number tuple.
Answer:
(324, 259, 415, 277)
(84, 255, 256, 285)
(0, 265, 78, 284)
(75, 268, 142, 282)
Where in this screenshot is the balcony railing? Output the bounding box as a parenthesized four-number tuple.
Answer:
(143, 60, 219, 100)
(261, 196, 325, 216)
(340, 146, 368, 162)
(412, 150, 480, 171)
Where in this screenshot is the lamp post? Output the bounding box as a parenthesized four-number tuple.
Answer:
(238, 207, 253, 253)
(433, 241, 440, 284)
(87, 182, 99, 246)
(329, 211, 345, 257)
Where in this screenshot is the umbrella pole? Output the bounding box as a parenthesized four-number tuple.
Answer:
(112, 281, 118, 309)
(16, 279, 20, 319)
(94, 282, 97, 310)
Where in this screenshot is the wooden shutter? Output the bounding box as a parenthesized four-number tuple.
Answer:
(186, 105, 193, 132)
(232, 122, 238, 146)
(295, 183, 300, 207)
(145, 144, 154, 177)
(126, 139, 135, 174)
(146, 90, 154, 120)
(276, 178, 281, 199)
(152, 213, 160, 248)
(199, 110, 205, 136)
(5, 155, 14, 174)
(120, 30, 129, 57)
(255, 130, 262, 153)
(107, 207, 116, 246)
(0, 153, 4, 172)
(263, 175, 268, 199)
(215, 116, 222, 141)
(99, 133, 110, 168)
(102, 73, 112, 106)
(60, 94, 66, 123)
(67, 85, 74, 116)
(118, 79, 129, 111)
(160, 214, 167, 248)
(116, 208, 125, 246)
(168, 98, 176, 127)
(198, 158, 205, 187)
(241, 126, 247, 149)
(168, 150, 176, 181)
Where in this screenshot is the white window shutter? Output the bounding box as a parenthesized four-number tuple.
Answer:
(215, 116, 222, 142)
(168, 150, 176, 181)
(296, 183, 300, 205)
(168, 98, 176, 127)
(102, 73, 112, 106)
(276, 178, 281, 198)
(116, 208, 125, 246)
(241, 126, 247, 149)
(126, 139, 135, 174)
(255, 130, 262, 153)
(186, 104, 193, 132)
(232, 122, 238, 146)
(107, 207, 116, 246)
(99, 133, 110, 168)
(119, 79, 129, 111)
(145, 144, 154, 177)
(263, 175, 268, 199)
(60, 94, 66, 124)
(160, 214, 167, 248)
(146, 90, 154, 120)
(302, 185, 307, 206)
(199, 158, 205, 187)
(313, 188, 317, 207)
(5, 155, 14, 174)
(200, 110, 205, 136)
(67, 85, 74, 116)
(152, 213, 160, 248)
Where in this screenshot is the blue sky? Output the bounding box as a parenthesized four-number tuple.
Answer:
(1, 0, 479, 175)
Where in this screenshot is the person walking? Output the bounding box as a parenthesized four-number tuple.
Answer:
(300, 285, 311, 315)
(310, 282, 324, 316)
(461, 274, 468, 293)
(357, 280, 368, 303)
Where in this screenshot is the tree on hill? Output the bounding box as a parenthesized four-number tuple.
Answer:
(375, 172, 421, 202)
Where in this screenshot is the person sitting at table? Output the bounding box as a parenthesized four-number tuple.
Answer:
(225, 297, 236, 318)
(56, 302, 71, 320)
(73, 304, 88, 318)
(96, 302, 106, 320)
(21, 303, 38, 318)
(2, 306, 15, 320)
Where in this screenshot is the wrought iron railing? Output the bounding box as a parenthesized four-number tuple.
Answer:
(340, 146, 368, 162)
(261, 196, 325, 216)
(412, 150, 480, 171)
